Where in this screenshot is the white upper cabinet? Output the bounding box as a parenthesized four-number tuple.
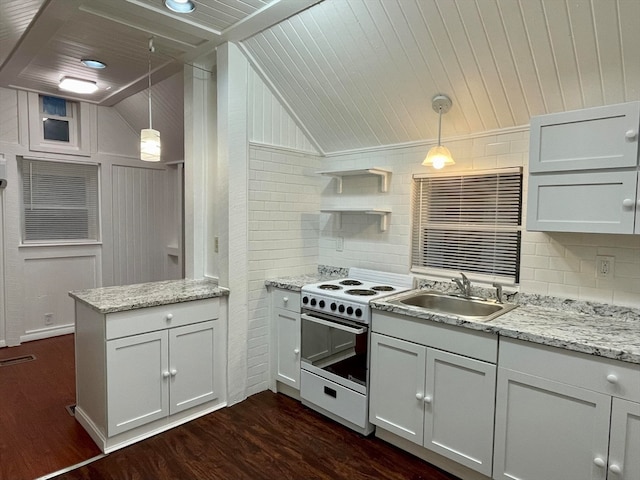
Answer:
(527, 102, 640, 234)
(529, 102, 639, 173)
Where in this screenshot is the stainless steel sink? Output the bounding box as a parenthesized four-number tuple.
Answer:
(388, 290, 517, 321)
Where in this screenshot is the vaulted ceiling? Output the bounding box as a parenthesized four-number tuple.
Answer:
(1, 0, 639, 158)
(243, 0, 640, 154)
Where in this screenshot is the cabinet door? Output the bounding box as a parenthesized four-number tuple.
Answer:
(530, 102, 640, 173)
(107, 330, 168, 436)
(169, 320, 219, 415)
(494, 368, 611, 480)
(608, 398, 640, 480)
(527, 170, 638, 234)
(274, 308, 301, 388)
(424, 348, 496, 477)
(369, 333, 426, 445)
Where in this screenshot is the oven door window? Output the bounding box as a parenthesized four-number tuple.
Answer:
(301, 313, 369, 387)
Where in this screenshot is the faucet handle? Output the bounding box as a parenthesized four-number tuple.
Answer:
(492, 282, 503, 303)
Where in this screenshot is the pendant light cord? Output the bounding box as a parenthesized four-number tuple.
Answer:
(148, 38, 154, 130)
(437, 106, 442, 147)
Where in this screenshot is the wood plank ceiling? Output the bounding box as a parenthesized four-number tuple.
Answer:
(241, 0, 640, 155)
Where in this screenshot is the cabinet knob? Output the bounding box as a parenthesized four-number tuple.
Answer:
(622, 198, 634, 208)
(606, 374, 619, 384)
(166, 313, 174, 321)
(625, 129, 637, 141)
(283, 297, 289, 304)
(593, 457, 606, 468)
(423, 395, 433, 404)
(170, 369, 177, 377)
(609, 464, 622, 475)
(415, 392, 424, 401)
(294, 348, 300, 355)
(162, 371, 170, 378)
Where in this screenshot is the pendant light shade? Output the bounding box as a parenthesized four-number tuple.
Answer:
(141, 128, 161, 161)
(141, 38, 161, 162)
(422, 95, 454, 169)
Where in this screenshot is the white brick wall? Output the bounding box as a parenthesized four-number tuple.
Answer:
(318, 129, 640, 308)
(246, 144, 322, 394)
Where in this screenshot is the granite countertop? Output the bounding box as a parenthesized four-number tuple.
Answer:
(372, 290, 640, 365)
(264, 266, 349, 291)
(69, 278, 229, 314)
(265, 274, 639, 364)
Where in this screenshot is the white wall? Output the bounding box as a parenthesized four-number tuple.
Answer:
(0, 87, 176, 346)
(317, 129, 640, 307)
(246, 145, 321, 394)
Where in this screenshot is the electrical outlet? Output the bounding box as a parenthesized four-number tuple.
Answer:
(596, 256, 615, 279)
(44, 313, 54, 325)
(336, 236, 344, 252)
(214, 236, 219, 253)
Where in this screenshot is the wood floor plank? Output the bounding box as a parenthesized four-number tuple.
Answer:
(0, 335, 101, 480)
(54, 391, 461, 480)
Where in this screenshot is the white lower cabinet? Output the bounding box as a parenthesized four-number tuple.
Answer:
(107, 320, 218, 436)
(369, 312, 497, 478)
(609, 398, 640, 480)
(494, 338, 640, 480)
(74, 298, 226, 452)
(270, 288, 301, 392)
(273, 308, 301, 389)
(493, 368, 612, 480)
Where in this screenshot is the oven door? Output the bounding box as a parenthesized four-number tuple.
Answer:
(300, 311, 369, 391)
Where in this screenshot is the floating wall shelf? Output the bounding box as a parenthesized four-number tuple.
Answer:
(320, 208, 392, 231)
(317, 168, 392, 193)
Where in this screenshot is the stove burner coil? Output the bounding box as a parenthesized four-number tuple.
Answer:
(345, 289, 377, 296)
(371, 285, 395, 292)
(339, 279, 363, 286)
(318, 284, 342, 290)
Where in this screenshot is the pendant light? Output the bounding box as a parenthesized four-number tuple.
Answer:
(140, 38, 161, 162)
(422, 94, 454, 169)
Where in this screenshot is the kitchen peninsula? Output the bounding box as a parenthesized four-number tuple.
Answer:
(69, 278, 229, 453)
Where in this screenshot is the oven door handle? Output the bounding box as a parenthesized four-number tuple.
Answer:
(301, 313, 366, 335)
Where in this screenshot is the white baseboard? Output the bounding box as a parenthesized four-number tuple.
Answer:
(21, 324, 75, 343)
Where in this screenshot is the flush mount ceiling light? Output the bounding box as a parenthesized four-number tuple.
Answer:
(58, 77, 98, 94)
(141, 38, 161, 162)
(164, 0, 195, 13)
(81, 59, 107, 69)
(422, 94, 455, 170)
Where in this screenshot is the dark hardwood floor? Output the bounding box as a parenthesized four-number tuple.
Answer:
(53, 390, 460, 480)
(2, 334, 460, 480)
(0, 334, 102, 480)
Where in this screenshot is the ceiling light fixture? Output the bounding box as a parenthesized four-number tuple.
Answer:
(81, 59, 107, 69)
(164, 0, 195, 13)
(58, 77, 98, 94)
(422, 94, 455, 169)
(140, 38, 161, 162)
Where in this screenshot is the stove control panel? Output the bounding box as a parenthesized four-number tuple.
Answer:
(301, 293, 370, 323)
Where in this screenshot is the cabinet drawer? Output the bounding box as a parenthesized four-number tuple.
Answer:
(372, 311, 497, 364)
(300, 369, 368, 429)
(106, 298, 219, 340)
(272, 289, 300, 313)
(499, 337, 640, 402)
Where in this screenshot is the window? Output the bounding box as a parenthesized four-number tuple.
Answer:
(411, 168, 522, 283)
(27, 93, 90, 156)
(21, 158, 99, 243)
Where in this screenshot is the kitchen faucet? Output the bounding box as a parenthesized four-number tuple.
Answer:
(452, 272, 472, 297)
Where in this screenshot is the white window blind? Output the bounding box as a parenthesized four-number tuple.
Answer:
(411, 168, 522, 283)
(21, 158, 99, 242)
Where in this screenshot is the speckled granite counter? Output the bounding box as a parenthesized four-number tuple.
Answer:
(69, 278, 229, 314)
(372, 290, 640, 365)
(264, 266, 349, 291)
